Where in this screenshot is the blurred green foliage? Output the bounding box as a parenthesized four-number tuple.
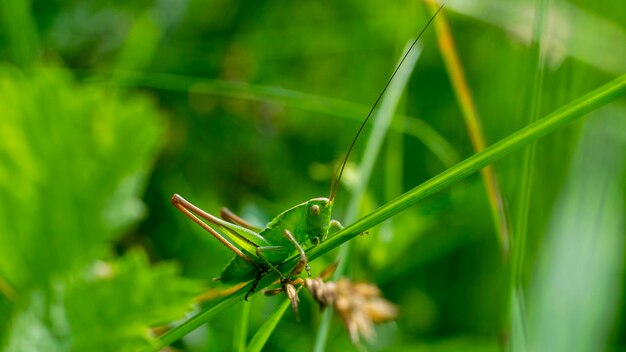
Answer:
(0, 65, 201, 350)
(0, 0, 625, 351)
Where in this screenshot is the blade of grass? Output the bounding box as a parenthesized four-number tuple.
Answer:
(337, 43, 422, 274)
(305, 74, 626, 262)
(511, 0, 550, 350)
(245, 296, 293, 352)
(405, 118, 460, 167)
(153, 286, 251, 350)
(154, 73, 626, 350)
(528, 110, 626, 351)
(99, 71, 459, 167)
(234, 300, 251, 352)
(427, 0, 511, 257)
(0, 0, 39, 67)
(511, 289, 528, 352)
(313, 40, 422, 352)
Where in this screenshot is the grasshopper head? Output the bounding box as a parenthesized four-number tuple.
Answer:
(306, 197, 333, 245)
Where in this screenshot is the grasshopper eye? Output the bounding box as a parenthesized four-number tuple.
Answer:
(310, 205, 320, 216)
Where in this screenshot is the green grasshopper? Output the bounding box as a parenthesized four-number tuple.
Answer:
(171, 5, 444, 300)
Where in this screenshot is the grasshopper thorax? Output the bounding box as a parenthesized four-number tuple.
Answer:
(306, 197, 333, 244)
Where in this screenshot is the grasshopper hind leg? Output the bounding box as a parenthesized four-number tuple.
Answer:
(220, 207, 262, 232)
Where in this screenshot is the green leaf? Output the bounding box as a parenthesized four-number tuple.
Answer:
(4, 250, 200, 352)
(65, 251, 200, 351)
(0, 66, 201, 350)
(0, 66, 164, 291)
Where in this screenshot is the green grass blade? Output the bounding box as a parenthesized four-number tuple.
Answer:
(511, 0, 550, 349)
(153, 286, 250, 350)
(245, 297, 292, 352)
(234, 300, 251, 352)
(428, 0, 511, 256)
(528, 110, 626, 350)
(313, 40, 422, 351)
(0, 0, 39, 67)
(104, 71, 459, 167)
(154, 74, 626, 349)
(302, 73, 626, 262)
(511, 289, 528, 352)
(404, 117, 460, 167)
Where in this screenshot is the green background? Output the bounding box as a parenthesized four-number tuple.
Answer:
(0, 0, 625, 351)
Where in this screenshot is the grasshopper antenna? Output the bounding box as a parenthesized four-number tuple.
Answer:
(328, 3, 444, 203)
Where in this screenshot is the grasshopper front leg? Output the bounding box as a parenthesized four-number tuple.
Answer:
(283, 229, 311, 278)
(312, 220, 344, 245)
(256, 230, 310, 279)
(247, 245, 289, 301)
(327, 220, 368, 238)
(330, 220, 343, 234)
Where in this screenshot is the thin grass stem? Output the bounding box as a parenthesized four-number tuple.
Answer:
(427, 0, 511, 257)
